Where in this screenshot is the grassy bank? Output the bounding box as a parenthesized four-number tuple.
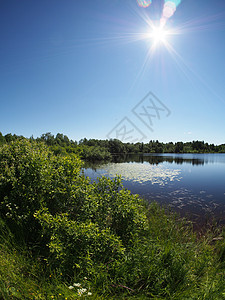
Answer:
(1, 140, 225, 299)
(1, 204, 225, 299)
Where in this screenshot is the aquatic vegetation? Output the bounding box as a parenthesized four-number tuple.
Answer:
(101, 162, 182, 185)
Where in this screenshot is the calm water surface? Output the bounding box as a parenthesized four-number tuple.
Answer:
(83, 153, 225, 226)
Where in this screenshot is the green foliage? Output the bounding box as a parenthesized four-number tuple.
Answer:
(0, 132, 5, 145)
(2, 131, 225, 157)
(0, 224, 95, 299)
(1, 138, 225, 299)
(78, 145, 112, 161)
(0, 140, 82, 243)
(83, 177, 148, 244)
(35, 209, 125, 279)
(33, 175, 148, 280)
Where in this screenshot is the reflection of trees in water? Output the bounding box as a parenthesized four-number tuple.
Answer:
(82, 161, 104, 172)
(84, 154, 205, 171)
(111, 154, 205, 166)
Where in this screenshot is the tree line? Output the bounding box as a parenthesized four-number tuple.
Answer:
(1, 132, 225, 161)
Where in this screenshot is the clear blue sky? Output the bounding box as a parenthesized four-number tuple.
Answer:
(1, 0, 225, 144)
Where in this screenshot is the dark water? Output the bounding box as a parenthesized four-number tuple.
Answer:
(83, 153, 225, 227)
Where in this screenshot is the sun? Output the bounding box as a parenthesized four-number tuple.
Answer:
(149, 26, 168, 45)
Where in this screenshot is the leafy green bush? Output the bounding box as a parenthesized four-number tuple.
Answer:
(88, 177, 148, 246)
(35, 208, 125, 279)
(0, 140, 81, 243)
(33, 175, 148, 280)
(0, 140, 148, 279)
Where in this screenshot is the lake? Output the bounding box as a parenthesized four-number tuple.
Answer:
(83, 153, 225, 228)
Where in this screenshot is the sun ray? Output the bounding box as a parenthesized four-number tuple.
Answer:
(161, 41, 225, 105)
(129, 43, 157, 91)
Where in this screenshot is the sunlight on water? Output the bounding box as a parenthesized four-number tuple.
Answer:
(101, 162, 182, 186)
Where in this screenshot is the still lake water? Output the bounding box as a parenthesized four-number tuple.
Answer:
(83, 153, 225, 226)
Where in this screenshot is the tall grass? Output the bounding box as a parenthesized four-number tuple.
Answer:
(2, 203, 225, 299)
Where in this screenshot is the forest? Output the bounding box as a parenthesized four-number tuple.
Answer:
(1, 136, 225, 299)
(1, 132, 225, 161)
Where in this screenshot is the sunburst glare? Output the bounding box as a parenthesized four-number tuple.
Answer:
(42, 0, 225, 104)
(148, 25, 169, 46)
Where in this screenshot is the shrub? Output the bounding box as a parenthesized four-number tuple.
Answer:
(0, 139, 81, 243)
(35, 208, 125, 279)
(0, 140, 148, 279)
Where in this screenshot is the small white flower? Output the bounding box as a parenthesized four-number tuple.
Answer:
(88, 292, 92, 296)
(68, 285, 74, 289)
(78, 288, 87, 294)
(73, 283, 81, 287)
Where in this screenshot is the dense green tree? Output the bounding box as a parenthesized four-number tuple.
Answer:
(40, 132, 55, 146)
(0, 132, 5, 145)
(4, 133, 15, 143)
(164, 142, 174, 153)
(109, 139, 126, 153)
(192, 140, 205, 152)
(175, 142, 184, 153)
(218, 144, 225, 153)
(56, 133, 70, 146)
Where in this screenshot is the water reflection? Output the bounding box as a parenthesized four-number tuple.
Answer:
(111, 154, 205, 166)
(83, 153, 225, 227)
